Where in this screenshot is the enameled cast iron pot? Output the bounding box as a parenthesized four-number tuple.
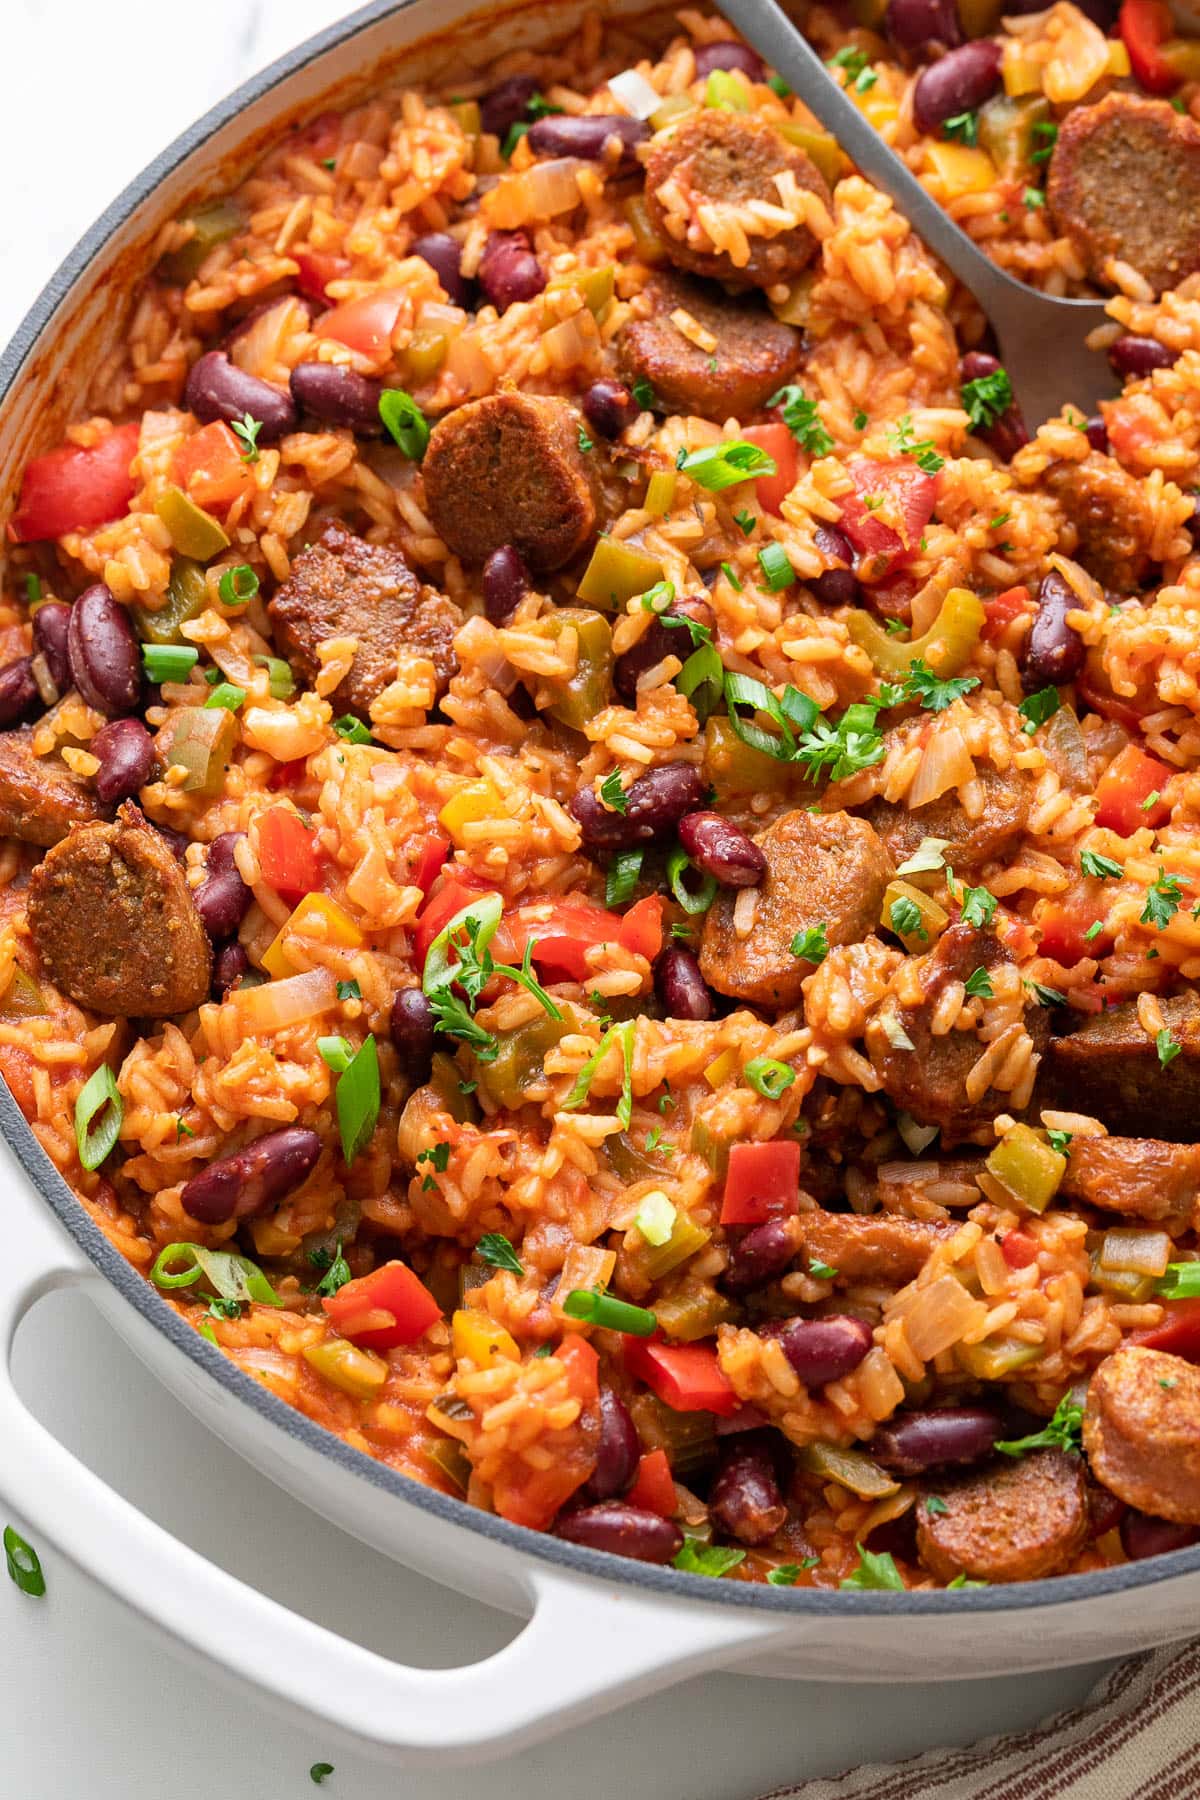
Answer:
(2, 0, 1200, 1764)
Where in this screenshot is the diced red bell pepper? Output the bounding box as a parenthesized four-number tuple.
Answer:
(295, 251, 353, 303)
(1131, 1299, 1200, 1363)
(838, 458, 938, 578)
(625, 1337, 738, 1415)
(408, 832, 450, 896)
(1120, 0, 1180, 93)
(625, 1448, 676, 1517)
(173, 420, 257, 512)
(743, 421, 799, 518)
(9, 421, 140, 544)
(556, 1334, 600, 1404)
(1000, 1229, 1039, 1270)
(1093, 743, 1172, 835)
(504, 897, 620, 982)
(981, 586, 1032, 644)
(413, 875, 496, 973)
(617, 894, 664, 963)
(316, 289, 405, 358)
(323, 1259, 442, 1350)
(1037, 890, 1113, 965)
(721, 1140, 802, 1226)
(268, 758, 309, 792)
(1076, 665, 1150, 735)
(258, 808, 323, 901)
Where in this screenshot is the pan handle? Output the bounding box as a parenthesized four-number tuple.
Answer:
(0, 1189, 787, 1762)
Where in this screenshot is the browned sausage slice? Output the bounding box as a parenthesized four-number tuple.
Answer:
(916, 1449, 1088, 1583)
(268, 521, 461, 721)
(1059, 1136, 1200, 1231)
(0, 727, 108, 847)
(797, 1209, 954, 1284)
(1041, 454, 1153, 593)
(1044, 996, 1200, 1143)
(699, 808, 894, 1008)
(28, 803, 211, 1016)
(644, 111, 830, 289)
(421, 392, 597, 571)
(1083, 1346, 1200, 1525)
(861, 764, 1034, 876)
(617, 272, 802, 421)
(1047, 92, 1200, 297)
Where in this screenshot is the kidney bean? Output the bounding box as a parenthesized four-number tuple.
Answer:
(184, 350, 297, 442)
(482, 545, 530, 625)
(480, 73, 539, 139)
(410, 232, 472, 307)
(869, 1406, 999, 1475)
(527, 114, 648, 172)
(207, 830, 246, 874)
(811, 524, 860, 606)
(884, 0, 961, 58)
(677, 811, 766, 888)
(693, 39, 766, 80)
(91, 717, 157, 803)
(582, 1388, 641, 1502)
(1086, 1479, 1126, 1540)
(0, 658, 39, 727)
(1084, 414, 1110, 455)
(390, 986, 437, 1085)
(31, 601, 72, 694)
(912, 40, 1002, 134)
(960, 350, 1028, 460)
(1108, 335, 1178, 379)
(571, 761, 706, 851)
(582, 378, 639, 441)
(710, 1434, 786, 1546)
(477, 230, 546, 311)
(179, 1124, 321, 1224)
(1023, 569, 1085, 690)
(762, 1315, 873, 1387)
(723, 1220, 795, 1294)
(614, 597, 714, 703)
(555, 1502, 682, 1563)
(67, 583, 141, 718)
(1120, 1509, 1200, 1562)
(213, 942, 249, 998)
(194, 867, 253, 940)
(654, 943, 714, 1021)
(289, 363, 384, 435)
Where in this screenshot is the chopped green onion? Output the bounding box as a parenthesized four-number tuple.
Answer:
(676, 440, 776, 492)
(310, 1766, 335, 1787)
(1158, 1261, 1200, 1297)
(218, 564, 259, 605)
(477, 1232, 524, 1276)
(142, 644, 199, 683)
(317, 1034, 354, 1074)
(24, 574, 42, 605)
(333, 1034, 380, 1165)
(74, 1064, 123, 1171)
(561, 1289, 658, 1335)
(253, 654, 296, 700)
(605, 848, 643, 908)
(743, 1056, 795, 1100)
(149, 1242, 284, 1309)
(675, 641, 724, 724)
(332, 714, 374, 745)
(203, 682, 246, 712)
(635, 1190, 677, 1247)
(3, 1527, 45, 1598)
(379, 389, 430, 459)
(667, 842, 718, 915)
(673, 1540, 746, 1578)
(757, 542, 797, 591)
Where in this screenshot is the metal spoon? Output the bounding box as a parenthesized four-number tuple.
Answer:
(717, 0, 1117, 425)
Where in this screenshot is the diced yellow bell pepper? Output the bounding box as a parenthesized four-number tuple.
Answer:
(924, 141, 997, 198)
(854, 89, 899, 132)
(704, 1049, 736, 1089)
(303, 1338, 389, 1400)
(1003, 46, 1043, 96)
(577, 538, 665, 611)
(1106, 38, 1131, 76)
(262, 891, 364, 980)
(644, 470, 678, 517)
(439, 778, 504, 846)
(985, 1122, 1066, 1215)
(448, 99, 481, 137)
(452, 1309, 521, 1365)
(248, 1216, 303, 1258)
(881, 879, 949, 953)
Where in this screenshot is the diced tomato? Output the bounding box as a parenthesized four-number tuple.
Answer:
(1093, 743, 1172, 835)
(408, 832, 450, 896)
(1037, 890, 1113, 965)
(295, 251, 353, 303)
(721, 1140, 802, 1226)
(625, 1448, 676, 1517)
(1120, 0, 1179, 92)
(1131, 1299, 1200, 1363)
(1000, 1229, 1039, 1270)
(173, 420, 257, 512)
(743, 421, 799, 518)
(556, 1334, 600, 1404)
(323, 1259, 443, 1350)
(9, 422, 140, 544)
(258, 808, 323, 901)
(316, 289, 405, 358)
(625, 1337, 738, 1416)
(413, 875, 495, 972)
(982, 586, 1032, 644)
(268, 758, 309, 792)
(838, 458, 938, 578)
(617, 894, 664, 963)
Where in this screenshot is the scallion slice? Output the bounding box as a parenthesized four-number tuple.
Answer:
(422, 891, 503, 996)
(317, 1034, 354, 1074)
(635, 1189, 676, 1246)
(676, 440, 777, 492)
(142, 644, 199, 683)
(675, 641, 724, 724)
(3, 1526, 45, 1597)
(743, 1057, 796, 1099)
(149, 1242, 285, 1309)
(757, 542, 797, 592)
(332, 714, 374, 745)
(605, 848, 643, 908)
(74, 1064, 122, 1171)
(203, 682, 246, 712)
(379, 388, 430, 459)
(334, 1034, 380, 1164)
(217, 564, 260, 606)
(253, 654, 295, 700)
(562, 1288, 657, 1335)
(666, 843, 717, 916)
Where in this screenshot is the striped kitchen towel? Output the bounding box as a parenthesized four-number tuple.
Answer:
(757, 1643, 1200, 1799)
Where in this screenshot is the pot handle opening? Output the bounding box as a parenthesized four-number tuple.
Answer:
(0, 1186, 786, 1761)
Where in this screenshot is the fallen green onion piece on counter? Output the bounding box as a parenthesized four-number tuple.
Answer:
(3, 1526, 45, 1597)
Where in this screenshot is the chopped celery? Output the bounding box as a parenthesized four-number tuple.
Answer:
(848, 586, 985, 679)
(524, 608, 614, 729)
(577, 539, 665, 611)
(159, 199, 244, 283)
(302, 1338, 388, 1400)
(644, 470, 678, 517)
(956, 1336, 1041, 1380)
(985, 1123, 1066, 1215)
(652, 1286, 734, 1342)
(799, 1443, 900, 1499)
(776, 122, 848, 187)
(642, 1214, 711, 1282)
(155, 705, 237, 796)
(134, 557, 210, 645)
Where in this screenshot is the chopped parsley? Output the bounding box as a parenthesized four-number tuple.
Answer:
(1046, 1128, 1073, 1154)
(1018, 686, 1060, 735)
(313, 1240, 352, 1297)
(231, 413, 263, 462)
(808, 1258, 838, 1280)
(942, 110, 978, 146)
(310, 1766, 335, 1786)
(673, 1540, 747, 1578)
(1023, 186, 1045, 209)
(476, 1232, 524, 1276)
(958, 883, 997, 929)
(840, 1544, 905, 1591)
(924, 1496, 949, 1516)
(828, 45, 871, 82)
(423, 895, 561, 1063)
(1029, 982, 1066, 1007)
(1080, 850, 1123, 881)
(853, 409, 868, 431)
(768, 383, 834, 457)
(631, 376, 658, 411)
(599, 769, 629, 814)
(995, 1392, 1083, 1458)
(578, 426, 594, 453)
(964, 966, 993, 1000)
(961, 367, 1014, 433)
(1158, 1028, 1182, 1069)
(722, 671, 893, 783)
(889, 895, 927, 942)
(791, 922, 829, 964)
(734, 507, 757, 535)
(1141, 866, 1187, 930)
(886, 413, 944, 475)
(1030, 119, 1059, 163)
(901, 657, 980, 713)
(416, 1140, 451, 1193)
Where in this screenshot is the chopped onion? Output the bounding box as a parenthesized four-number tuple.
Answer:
(454, 615, 519, 695)
(540, 309, 592, 372)
(895, 1112, 940, 1155)
(607, 68, 662, 119)
(880, 1009, 915, 1052)
(233, 967, 338, 1032)
(906, 725, 975, 810)
(903, 1273, 985, 1361)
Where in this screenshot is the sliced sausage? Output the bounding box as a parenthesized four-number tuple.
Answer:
(644, 111, 830, 289)
(699, 809, 893, 1009)
(1044, 996, 1200, 1143)
(268, 521, 461, 721)
(0, 727, 108, 847)
(796, 1210, 954, 1285)
(1047, 93, 1200, 297)
(1059, 1136, 1200, 1231)
(1083, 1346, 1200, 1525)
(916, 1449, 1088, 1583)
(616, 272, 803, 421)
(28, 802, 211, 1016)
(861, 763, 1034, 875)
(1042, 454, 1153, 592)
(421, 391, 598, 572)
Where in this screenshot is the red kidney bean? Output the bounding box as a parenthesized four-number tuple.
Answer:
(677, 811, 766, 888)
(1084, 415, 1110, 455)
(289, 363, 384, 435)
(91, 717, 157, 803)
(654, 943, 714, 1021)
(1022, 569, 1085, 690)
(480, 73, 539, 139)
(482, 545, 530, 625)
(67, 583, 141, 718)
(869, 1406, 999, 1475)
(179, 1125, 322, 1224)
(207, 830, 246, 874)
(762, 1315, 873, 1387)
(811, 524, 860, 606)
(411, 232, 472, 307)
(31, 601, 72, 694)
(555, 1502, 682, 1563)
(1108, 335, 1178, 379)
(913, 40, 1002, 133)
(724, 1220, 795, 1293)
(527, 114, 648, 172)
(614, 597, 714, 704)
(582, 378, 639, 441)
(571, 761, 706, 850)
(478, 231, 545, 310)
(710, 1434, 786, 1546)
(184, 350, 297, 442)
(0, 658, 39, 727)
(960, 350, 1028, 460)
(213, 942, 249, 998)
(1086, 1479, 1126, 1540)
(884, 0, 961, 58)
(194, 867, 253, 940)
(693, 39, 766, 80)
(582, 1388, 641, 1502)
(390, 986, 437, 1085)
(1120, 1509, 1200, 1561)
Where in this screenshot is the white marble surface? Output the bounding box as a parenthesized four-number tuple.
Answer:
(0, 5, 1113, 1795)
